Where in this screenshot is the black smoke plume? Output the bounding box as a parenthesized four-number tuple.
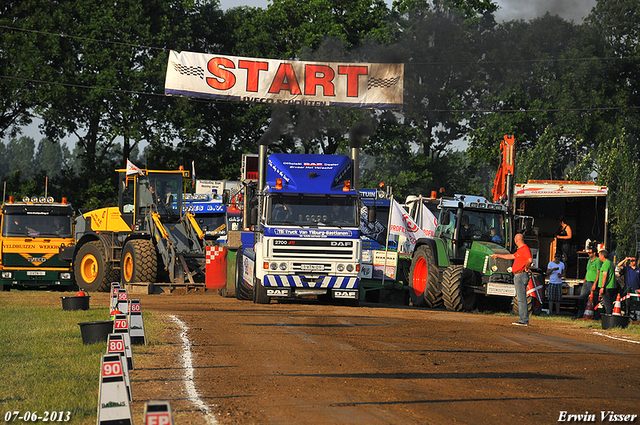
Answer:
(258, 106, 290, 146)
(348, 121, 374, 149)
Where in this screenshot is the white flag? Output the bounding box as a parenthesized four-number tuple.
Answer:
(126, 159, 143, 176)
(419, 203, 438, 238)
(389, 199, 428, 247)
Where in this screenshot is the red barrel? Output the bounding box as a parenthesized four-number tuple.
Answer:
(205, 246, 227, 289)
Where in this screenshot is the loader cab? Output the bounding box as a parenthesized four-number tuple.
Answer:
(119, 171, 184, 228)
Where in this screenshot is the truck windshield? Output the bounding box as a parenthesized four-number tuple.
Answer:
(3, 214, 72, 238)
(268, 194, 358, 227)
(437, 209, 506, 244)
(193, 214, 227, 238)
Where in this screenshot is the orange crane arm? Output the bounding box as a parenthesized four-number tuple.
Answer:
(491, 135, 516, 203)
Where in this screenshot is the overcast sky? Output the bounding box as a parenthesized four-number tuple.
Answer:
(219, 0, 597, 22)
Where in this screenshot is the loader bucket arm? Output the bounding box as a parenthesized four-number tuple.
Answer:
(186, 212, 205, 240)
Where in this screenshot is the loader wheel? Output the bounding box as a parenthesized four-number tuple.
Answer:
(234, 248, 252, 300)
(122, 239, 158, 284)
(75, 240, 117, 292)
(408, 245, 441, 308)
(442, 265, 476, 312)
(253, 278, 271, 304)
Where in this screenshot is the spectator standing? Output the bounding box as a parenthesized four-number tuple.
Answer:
(617, 254, 640, 314)
(556, 217, 572, 264)
(546, 253, 566, 315)
(575, 247, 601, 319)
(598, 249, 617, 315)
(491, 233, 533, 326)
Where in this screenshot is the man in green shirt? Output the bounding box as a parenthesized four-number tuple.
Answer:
(598, 249, 618, 315)
(575, 247, 601, 318)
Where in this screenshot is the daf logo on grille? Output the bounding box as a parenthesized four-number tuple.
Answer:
(330, 241, 352, 247)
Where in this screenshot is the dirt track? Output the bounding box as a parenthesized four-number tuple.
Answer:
(128, 292, 640, 425)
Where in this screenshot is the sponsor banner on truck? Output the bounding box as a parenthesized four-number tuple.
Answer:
(264, 227, 357, 239)
(165, 50, 403, 109)
(372, 250, 397, 280)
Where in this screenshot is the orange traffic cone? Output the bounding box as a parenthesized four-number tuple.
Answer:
(583, 292, 594, 320)
(612, 294, 622, 316)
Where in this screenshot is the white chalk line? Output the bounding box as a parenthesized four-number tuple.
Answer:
(169, 315, 219, 425)
(593, 331, 640, 344)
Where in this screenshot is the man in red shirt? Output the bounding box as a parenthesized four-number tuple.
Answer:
(491, 233, 533, 326)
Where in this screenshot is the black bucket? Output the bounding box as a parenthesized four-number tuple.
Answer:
(78, 320, 113, 344)
(601, 314, 630, 330)
(61, 296, 90, 311)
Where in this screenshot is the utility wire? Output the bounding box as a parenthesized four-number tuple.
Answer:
(1, 24, 636, 66)
(2, 73, 638, 114)
(0, 24, 167, 52)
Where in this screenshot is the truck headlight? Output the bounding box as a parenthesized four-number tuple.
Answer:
(346, 264, 354, 272)
(337, 264, 345, 272)
(270, 262, 278, 271)
(60, 272, 72, 280)
(2, 271, 12, 279)
(279, 262, 287, 270)
(491, 265, 498, 272)
(507, 266, 513, 273)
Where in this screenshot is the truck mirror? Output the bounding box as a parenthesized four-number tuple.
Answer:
(223, 189, 230, 205)
(367, 205, 376, 223)
(250, 206, 258, 227)
(440, 212, 450, 225)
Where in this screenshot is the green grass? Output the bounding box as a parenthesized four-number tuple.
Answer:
(477, 307, 640, 337)
(0, 291, 160, 425)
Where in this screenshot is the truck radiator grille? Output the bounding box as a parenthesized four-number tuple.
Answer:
(272, 247, 354, 260)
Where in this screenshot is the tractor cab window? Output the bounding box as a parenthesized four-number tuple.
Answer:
(458, 210, 506, 244)
(436, 210, 456, 238)
(436, 209, 506, 246)
(139, 173, 182, 218)
(120, 177, 135, 214)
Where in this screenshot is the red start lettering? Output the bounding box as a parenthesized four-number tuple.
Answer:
(206, 57, 236, 90)
(204, 57, 368, 98)
(268, 63, 302, 95)
(238, 60, 268, 92)
(304, 64, 335, 96)
(338, 65, 368, 97)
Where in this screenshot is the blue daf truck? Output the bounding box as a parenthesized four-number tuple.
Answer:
(234, 151, 362, 305)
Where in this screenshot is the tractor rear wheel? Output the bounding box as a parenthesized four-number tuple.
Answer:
(442, 265, 476, 311)
(121, 239, 158, 284)
(75, 240, 118, 292)
(408, 245, 441, 308)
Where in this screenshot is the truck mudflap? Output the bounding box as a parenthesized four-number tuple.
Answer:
(264, 275, 358, 289)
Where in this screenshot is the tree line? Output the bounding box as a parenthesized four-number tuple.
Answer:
(0, 0, 638, 253)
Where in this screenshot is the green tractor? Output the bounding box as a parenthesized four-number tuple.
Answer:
(405, 194, 543, 314)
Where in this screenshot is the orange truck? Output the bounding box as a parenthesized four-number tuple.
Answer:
(0, 196, 75, 290)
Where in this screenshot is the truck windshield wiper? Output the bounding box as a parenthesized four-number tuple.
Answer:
(271, 220, 296, 225)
